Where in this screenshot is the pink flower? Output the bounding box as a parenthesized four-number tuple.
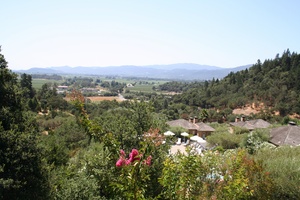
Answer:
(131, 149, 139, 159)
(116, 149, 152, 167)
(116, 150, 127, 167)
(128, 153, 133, 163)
(145, 155, 152, 166)
(129, 149, 140, 162)
(125, 159, 131, 165)
(116, 158, 125, 167)
(120, 149, 126, 157)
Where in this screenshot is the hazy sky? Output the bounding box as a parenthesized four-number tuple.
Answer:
(1, 0, 300, 70)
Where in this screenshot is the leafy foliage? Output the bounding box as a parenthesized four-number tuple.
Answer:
(206, 124, 246, 149)
(0, 130, 49, 199)
(0, 51, 24, 131)
(255, 146, 300, 199)
(242, 129, 272, 154)
(159, 149, 274, 200)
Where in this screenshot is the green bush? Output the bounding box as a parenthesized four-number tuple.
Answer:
(241, 129, 271, 154)
(207, 132, 246, 149)
(233, 126, 250, 134)
(255, 146, 300, 199)
(159, 149, 274, 199)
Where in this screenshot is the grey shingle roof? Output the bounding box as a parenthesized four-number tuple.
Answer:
(269, 125, 300, 146)
(167, 119, 198, 130)
(195, 122, 215, 132)
(166, 119, 215, 132)
(230, 119, 270, 130)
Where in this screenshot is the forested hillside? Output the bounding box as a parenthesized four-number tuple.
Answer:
(163, 49, 300, 117)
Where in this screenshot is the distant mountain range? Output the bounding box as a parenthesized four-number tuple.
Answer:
(13, 63, 252, 80)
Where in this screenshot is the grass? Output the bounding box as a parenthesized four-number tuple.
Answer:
(125, 81, 169, 93)
(127, 84, 155, 93)
(32, 79, 63, 89)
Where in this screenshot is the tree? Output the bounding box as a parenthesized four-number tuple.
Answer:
(0, 47, 50, 199)
(0, 130, 50, 199)
(68, 89, 103, 144)
(20, 73, 35, 98)
(0, 47, 24, 131)
(200, 109, 209, 122)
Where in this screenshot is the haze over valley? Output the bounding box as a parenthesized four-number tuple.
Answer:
(14, 63, 251, 80)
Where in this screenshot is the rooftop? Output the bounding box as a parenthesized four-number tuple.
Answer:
(230, 119, 270, 130)
(270, 125, 300, 146)
(167, 119, 215, 132)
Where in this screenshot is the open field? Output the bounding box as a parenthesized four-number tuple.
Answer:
(32, 79, 63, 89)
(126, 84, 155, 93)
(125, 81, 169, 93)
(87, 96, 123, 102)
(65, 96, 124, 102)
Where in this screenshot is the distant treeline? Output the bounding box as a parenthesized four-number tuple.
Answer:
(31, 74, 63, 80)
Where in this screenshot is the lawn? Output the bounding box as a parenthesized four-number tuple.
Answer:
(127, 84, 155, 93)
(32, 79, 63, 89)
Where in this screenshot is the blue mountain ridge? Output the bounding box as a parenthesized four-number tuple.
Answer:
(14, 63, 252, 81)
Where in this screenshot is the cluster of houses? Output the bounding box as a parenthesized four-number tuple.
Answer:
(166, 116, 300, 147)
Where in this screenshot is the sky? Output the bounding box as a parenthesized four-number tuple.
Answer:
(1, 0, 300, 70)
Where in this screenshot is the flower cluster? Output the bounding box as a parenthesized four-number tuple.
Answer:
(144, 155, 152, 166)
(116, 149, 152, 167)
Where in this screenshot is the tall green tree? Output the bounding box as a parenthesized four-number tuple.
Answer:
(20, 73, 35, 98)
(0, 130, 50, 199)
(0, 47, 23, 131)
(0, 47, 50, 199)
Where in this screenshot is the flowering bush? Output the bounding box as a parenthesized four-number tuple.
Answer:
(116, 149, 152, 167)
(114, 149, 153, 199)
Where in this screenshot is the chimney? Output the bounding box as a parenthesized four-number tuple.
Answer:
(189, 117, 193, 123)
(235, 117, 240, 122)
(193, 116, 198, 124)
(241, 115, 246, 122)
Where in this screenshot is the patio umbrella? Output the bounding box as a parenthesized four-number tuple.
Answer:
(190, 135, 206, 143)
(181, 132, 189, 142)
(164, 130, 175, 136)
(190, 135, 201, 141)
(196, 137, 206, 143)
(180, 132, 189, 137)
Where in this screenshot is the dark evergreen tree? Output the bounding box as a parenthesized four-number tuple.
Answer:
(20, 73, 35, 98)
(0, 47, 24, 131)
(0, 129, 50, 199)
(0, 47, 50, 199)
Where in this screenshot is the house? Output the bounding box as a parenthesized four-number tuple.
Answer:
(57, 85, 69, 94)
(196, 122, 216, 138)
(166, 118, 215, 139)
(81, 87, 101, 94)
(230, 117, 270, 131)
(126, 83, 134, 87)
(269, 122, 300, 146)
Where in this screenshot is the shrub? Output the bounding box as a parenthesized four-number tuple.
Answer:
(255, 146, 300, 199)
(207, 132, 246, 149)
(159, 149, 274, 200)
(242, 129, 271, 154)
(233, 126, 249, 134)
